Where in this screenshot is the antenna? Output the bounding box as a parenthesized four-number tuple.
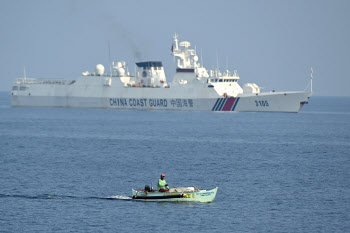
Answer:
(310, 67, 313, 92)
(24, 66, 27, 82)
(305, 67, 314, 92)
(216, 50, 219, 77)
(226, 56, 228, 71)
(200, 48, 203, 67)
(108, 41, 112, 77)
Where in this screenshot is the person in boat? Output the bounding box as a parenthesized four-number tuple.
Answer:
(158, 174, 169, 192)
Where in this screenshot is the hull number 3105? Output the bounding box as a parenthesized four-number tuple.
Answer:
(255, 100, 269, 107)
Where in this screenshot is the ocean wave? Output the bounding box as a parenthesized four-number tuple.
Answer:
(100, 195, 132, 200)
(0, 193, 132, 201)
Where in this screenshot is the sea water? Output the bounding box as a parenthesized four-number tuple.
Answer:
(0, 92, 349, 232)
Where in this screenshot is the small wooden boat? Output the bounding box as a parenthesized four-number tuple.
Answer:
(131, 186, 218, 202)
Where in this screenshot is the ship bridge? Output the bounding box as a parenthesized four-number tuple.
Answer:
(132, 61, 167, 87)
(136, 61, 163, 69)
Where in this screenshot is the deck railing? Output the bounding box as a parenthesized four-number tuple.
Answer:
(15, 78, 71, 85)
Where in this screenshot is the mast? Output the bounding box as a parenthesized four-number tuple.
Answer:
(108, 41, 112, 77)
(200, 48, 203, 68)
(24, 66, 27, 83)
(173, 33, 179, 51)
(216, 50, 219, 77)
(310, 67, 313, 92)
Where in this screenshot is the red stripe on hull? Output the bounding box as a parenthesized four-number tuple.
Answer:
(222, 97, 236, 111)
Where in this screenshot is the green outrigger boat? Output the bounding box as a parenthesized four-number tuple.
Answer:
(132, 186, 218, 202)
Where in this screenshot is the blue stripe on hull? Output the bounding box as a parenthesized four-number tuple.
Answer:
(216, 98, 227, 111)
(214, 98, 223, 111)
(214, 98, 225, 111)
(212, 98, 221, 111)
(213, 97, 240, 112)
(231, 97, 240, 111)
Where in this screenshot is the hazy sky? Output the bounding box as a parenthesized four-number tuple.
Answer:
(1, 0, 349, 96)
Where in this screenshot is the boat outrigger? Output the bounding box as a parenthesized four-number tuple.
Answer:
(132, 186, 218, 202)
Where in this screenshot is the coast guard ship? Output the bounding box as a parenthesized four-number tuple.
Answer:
(11, 34, 312, 112)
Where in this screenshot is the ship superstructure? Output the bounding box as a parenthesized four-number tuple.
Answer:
(11, 34, 312, 112)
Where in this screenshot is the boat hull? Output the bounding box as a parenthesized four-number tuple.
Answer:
(131, 187, 218, 202)
(11, 34, 313, 113)
(11, 90, 312, 112)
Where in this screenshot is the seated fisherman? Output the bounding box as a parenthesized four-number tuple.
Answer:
(158, 174, 169, 192)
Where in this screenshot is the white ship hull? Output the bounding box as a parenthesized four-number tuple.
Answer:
(10, 34, 313, 112)
(11, 76, 311, 112)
